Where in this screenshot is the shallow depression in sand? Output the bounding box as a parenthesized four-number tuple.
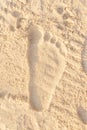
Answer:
(28, 25, 67, 111)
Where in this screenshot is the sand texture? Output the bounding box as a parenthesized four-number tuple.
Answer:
(0, 0, 87, 130)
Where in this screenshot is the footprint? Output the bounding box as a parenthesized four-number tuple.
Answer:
(28, 25, 67, 111)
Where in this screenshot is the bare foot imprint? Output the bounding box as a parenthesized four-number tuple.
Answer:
(28, 25, 67, 111)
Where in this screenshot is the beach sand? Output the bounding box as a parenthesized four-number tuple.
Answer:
(0, 0, 87, 130)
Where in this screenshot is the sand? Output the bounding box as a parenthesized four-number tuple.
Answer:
(0, 0, 87, 130)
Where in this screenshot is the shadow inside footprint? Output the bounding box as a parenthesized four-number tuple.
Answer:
(27, 25, 43, 111)
(77, 106, 87, 124)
